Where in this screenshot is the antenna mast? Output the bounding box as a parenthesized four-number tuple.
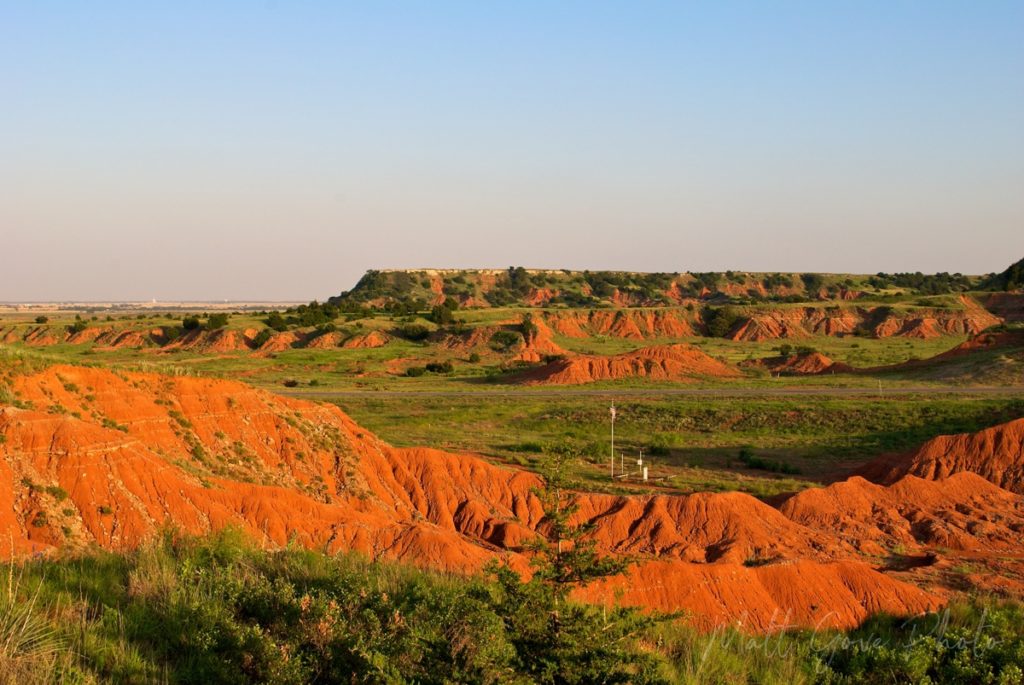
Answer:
(610, 403, 616, 479)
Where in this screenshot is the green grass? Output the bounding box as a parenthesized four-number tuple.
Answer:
(3, 530, 1022, 684)
(332, 393, 1024, 497)
(6, 299, 1020, 393)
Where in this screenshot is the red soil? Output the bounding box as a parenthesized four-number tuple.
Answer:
(780, 473, 1024, 555)
(727, 301, 999, 342)
(259, 331, 301, 352)
(981, 292, 1024, 322)
(341, 330, 390, 349)
(743, 352, 854, 376)
(0, 364, 957, 631)
(542, 310, 698, 339)
(514, 345, 741, 386)
(513, 318, 566, 362)
(858, 418, 1024, 494)
(305, 332, 341, 349)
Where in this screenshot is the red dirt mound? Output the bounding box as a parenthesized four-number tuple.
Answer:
(258, 331, 300, 352)
(780, 473, 1024, 555)
(858, 418, 1024, 494)
(0, 364, 945, 631)
(930, 330, 1024, 361)
(341, 330, 390, 349)
(514, 345, 741, 386)
(583, 558, 939, 633)
(305, 332, 341, 349)
(728, 315, 810, 342)
(743, 351, 853, 376)
(726, 301, 999, 342)
(982, 293, 1024, 322)
(543, 310, 697, 340)
(513, 318, 567, 362)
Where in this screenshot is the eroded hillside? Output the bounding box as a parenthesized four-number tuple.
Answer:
(2, 364, 1024, 631)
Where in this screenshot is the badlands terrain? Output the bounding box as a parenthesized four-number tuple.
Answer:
(1, 260, 1024, 682)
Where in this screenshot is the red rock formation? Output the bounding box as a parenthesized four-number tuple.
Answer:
(341, 330, 390, 349)
(542, 309, 698, 339)
(514, 345, 740, 385)
(780, 473, 1024, 554)
(743, 352, 853, 376)
(981, 292, 1024, 322)
(305, 332, 341, 349)
(0, 364, 948, 631)
(858, 418, 1024, 494)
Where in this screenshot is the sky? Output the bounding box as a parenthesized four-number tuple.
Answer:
(2, 2, 1022, 301)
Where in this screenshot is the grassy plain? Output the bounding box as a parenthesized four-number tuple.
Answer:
(331, 392, 1024, 498)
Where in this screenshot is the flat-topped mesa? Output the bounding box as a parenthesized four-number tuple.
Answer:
(332, 267, 997, 311)
(512, 344, 741, 386)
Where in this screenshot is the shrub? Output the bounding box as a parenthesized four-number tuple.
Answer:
(252, 328, 273, 347)
(519, 313, 538, 342)
(468, 352, 481, 363)
(45, 485, 69, 501)
(425, 361, 454, 374)
(405, 366, 427, 377)
(396, 323, 430, 341)
(429, 304, 456, 326)
(182, 316, 201, 331)
(265, 311, 288, 332)
(34, 315, 49, 324)
(489, 330, 522, 352)
(702, 305, 741, 338)
(736, 446, 800, 474)
(205, 313, 229, 331)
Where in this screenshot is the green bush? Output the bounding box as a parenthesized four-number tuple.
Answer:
(205, 313, 230, 331)
(252, 328, 273, 347)
(702, 306, 742, 338)
(1, 530, 1023, 683)
(265, 311, 288, 331)
(396, 323, 431, 341)
(425, 361, 454, 374)
(489, 330, 522, 352)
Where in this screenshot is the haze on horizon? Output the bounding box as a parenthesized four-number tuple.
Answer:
(3, 2, 1022, 302)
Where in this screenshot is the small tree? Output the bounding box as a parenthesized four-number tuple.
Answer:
(429, 304, 455, 326)
(702, 305, 741, 338)
(252, 328, 273, 347)
(34, 315, 48, 324)
(519, 313, 539, 344)
(486, 445, 664, 683)
(266, 311, 288, 332)
(489, 330, 522, 352)
(396, 323, 430, 341)
(205, 313, 229, 331)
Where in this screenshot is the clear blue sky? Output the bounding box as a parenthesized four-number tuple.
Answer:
(3, 1, 1022, 300)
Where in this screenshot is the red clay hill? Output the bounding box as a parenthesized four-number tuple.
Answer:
(858, 418, 1024, 494)
(3, 364, 1024, 631)
(513, 344, 741, 386)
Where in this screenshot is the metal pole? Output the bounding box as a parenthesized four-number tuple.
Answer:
(610, 404, 616, 479)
